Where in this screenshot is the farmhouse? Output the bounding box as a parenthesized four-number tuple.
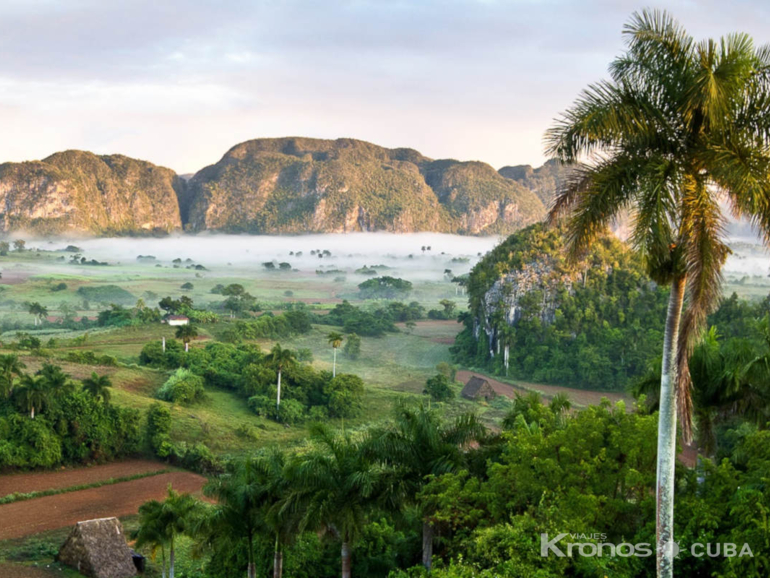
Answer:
(164, 315, 189, 326)
(57, 517, 137, 578)
(461, 376, 497, 401)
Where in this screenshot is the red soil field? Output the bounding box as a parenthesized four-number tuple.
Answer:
(0, 472, 206, 541)
(0, 460, 167, 498)
(0, 564, 60, 577)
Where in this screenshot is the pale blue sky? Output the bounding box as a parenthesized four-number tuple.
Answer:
(1, 1, 769, 173)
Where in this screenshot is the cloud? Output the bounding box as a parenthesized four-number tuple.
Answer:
(0, 0, 769, 172)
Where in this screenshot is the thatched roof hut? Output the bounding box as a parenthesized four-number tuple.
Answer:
(461, 376, 497, 401)
(57, 517, 137, 578)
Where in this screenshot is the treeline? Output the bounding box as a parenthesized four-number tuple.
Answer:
(0, 356, 141, 469)
(316, 300, 456, 337)
(140, 338, 364, 424)
(132, 398, 769, 578)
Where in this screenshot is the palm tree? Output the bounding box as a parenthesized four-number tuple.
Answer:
(134, 486, 199, 578)
(133, 500, 170, 578)
(546, 10, 770, 576)
(37, 363, 74, 401)
(175, 324, 198, 352)
(327, 332, 344, 377)
(0, 354, 26, 398)
(81, 372, 112, 404)
(368, 402, 485, 571)
(14, 374, 50, 419)
(26, 302, 48, 326)
(200, 458, 265, 578)
(283, 423, 385, 578)
(268, 345, 297, 413)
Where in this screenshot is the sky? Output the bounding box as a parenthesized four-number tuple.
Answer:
(1, 1, 769, 174)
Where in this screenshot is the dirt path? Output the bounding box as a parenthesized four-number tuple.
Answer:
(0, 472, 206, 540)
(0, 460, 167, 498)
(0, 564, 60, 577)
(456, 370, 630, 407)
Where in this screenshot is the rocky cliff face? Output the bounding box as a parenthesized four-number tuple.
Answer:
(184, 138, 545, 235)
(0, 151, 184, 235)
(0, 138, 557, 236)
(498, 159, 573, 208)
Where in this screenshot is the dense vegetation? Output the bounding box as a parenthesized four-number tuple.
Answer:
(452, 224, 669, 390)
(0, 357, 141, 468)
(128, 395, 770, 578)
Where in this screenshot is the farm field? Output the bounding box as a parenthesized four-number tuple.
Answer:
(0, 459, 167, 497)
(0, 470, 207, 540)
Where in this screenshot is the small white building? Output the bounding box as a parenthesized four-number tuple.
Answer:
(165, 315, 189, 326)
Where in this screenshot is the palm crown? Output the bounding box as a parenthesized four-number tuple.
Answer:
(546, 9, 770, 435)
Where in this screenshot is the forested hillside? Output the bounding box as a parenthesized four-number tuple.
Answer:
(452, 223, 670, 390)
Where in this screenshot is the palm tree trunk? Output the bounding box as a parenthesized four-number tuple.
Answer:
(422, 520, 434, 571)
(185, 341, 189, 352)
(656, 275, 686, 578)
(273, 534, 283, 578)
(248, 533, 256, 578)
(169, 535, 175, 578)
(276, 369, 282, 410)
(333, 347, 337, 377)
(30, 406, 35, 419)
(341, 541, 351, 578)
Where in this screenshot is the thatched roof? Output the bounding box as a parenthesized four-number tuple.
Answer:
(58, 517, 137, 578)
(461, 376, 497, 401)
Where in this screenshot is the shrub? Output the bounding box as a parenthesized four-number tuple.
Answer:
(157, 368, 205, 405)
(323, 374, 365, 418)
(423, 374, 455, 402)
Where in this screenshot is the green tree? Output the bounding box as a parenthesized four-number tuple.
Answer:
(175, 324, 199, 352)
(327, 332, 344, 377)
(343, 333, 361, 360)
(284, 424, 386, 578)
(423, 374, 455, 402)
(13, 239, 25, 252)
(0, 240, 9, 255)
(25, 301, 48, 326)
(14, 374, 50, 419)
(369, 403, 485, 571)
(81, 372, 111, 404)
(0, 354, 26, 398)
(134, 486, 199, 578)
(323, 374, 365, 418)
(268, 344, 297, 414)
(546, 10, 770, 576)
(132, 500, 171, 578)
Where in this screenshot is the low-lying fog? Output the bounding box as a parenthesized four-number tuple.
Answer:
(39, 232, 502, 280)
(25, 229, 770, 281)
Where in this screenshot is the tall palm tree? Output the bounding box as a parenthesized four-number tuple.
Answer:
(546, 10, 770, 576)
(133, 500, 170, 578)
(0, 354, 26, 398)
(37, 363, 74, 401)
(368, 403, 485, 571)
(134, 486, 199, 578)
(201, 458, 265, 578)
(268, 345, 297, 413)
(283, 423, 385, 578)
(26, 302, 48, 326)
(14, 374, 50, 419)
(81, 372, 112, 404)
(327, 332, 344, 377)
(175, 324, 199, 352)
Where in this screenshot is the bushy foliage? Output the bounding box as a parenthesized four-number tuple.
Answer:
(358, 276, 413, 299)
(423, 374, 455, 402)
(0, 367, 142, 469)
(157, 368, 206, 405)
